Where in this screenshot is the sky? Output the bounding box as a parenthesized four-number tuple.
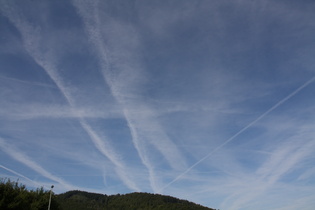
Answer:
(0, 0, 315, 209)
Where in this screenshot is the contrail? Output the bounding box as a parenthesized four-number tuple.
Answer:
(123, 109, 160, 192)
(0, 164, 51, 189)
(1, 3, 140, 192)
(71, 0, 164, 192)
(0, 138, 75, 190)
(159, 76, 315, 192)
(72, 1, 187, 192)
(0, 164, 36, 183)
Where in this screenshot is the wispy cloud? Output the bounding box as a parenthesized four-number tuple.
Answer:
(0, 103, 122, 120)
(159, 129, 315, 209)
(72, 0, 187, 192)
(221, 134, 315, 210)
(1, 0, 314, 208)
(0, 1, 139, 191)
(0, 137, 75, 190)
(160, 76, 315, 193)
(0, 75, 56, 89)
(0, 164, 44, 188)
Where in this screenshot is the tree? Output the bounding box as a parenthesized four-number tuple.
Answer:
(0, 178, 60, 210)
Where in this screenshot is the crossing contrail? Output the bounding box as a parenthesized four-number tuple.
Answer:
(0, 3, 140, 192)
(159, 76, 315, 192)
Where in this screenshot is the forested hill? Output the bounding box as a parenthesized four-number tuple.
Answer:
(56, 190, 215, 210)
(0, 179, 216, 210)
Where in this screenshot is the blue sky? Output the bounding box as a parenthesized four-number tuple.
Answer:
(1, 0, 315, 209)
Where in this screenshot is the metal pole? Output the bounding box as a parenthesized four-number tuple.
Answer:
(48, 185, 54, 210)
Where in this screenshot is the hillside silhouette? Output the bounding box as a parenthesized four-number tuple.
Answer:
(57, 190, 215, 210)
(1, 179, 216, 210)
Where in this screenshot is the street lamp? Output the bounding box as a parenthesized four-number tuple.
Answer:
(48, 185, 54, 210)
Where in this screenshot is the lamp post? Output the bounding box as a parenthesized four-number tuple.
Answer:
(48, 185, 54, 210)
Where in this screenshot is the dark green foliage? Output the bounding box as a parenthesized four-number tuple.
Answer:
(56, 190, 107, 210)
(0, 178, 215, 210)
(0, 178, 60, 210)
(56, 191, 215, 210)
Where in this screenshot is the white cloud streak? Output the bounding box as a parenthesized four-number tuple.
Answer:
(0, 103, 122, 120)
(0, 137, 75, 190)
(2, 1, 314, 208)
(160, 76, 315, 192)
(0, 164, 43, 187)
(72, 0, 187, 192)
(0, 2, 139, 192)
(222, 135, 315, 210)
(0, 75, 56, 89)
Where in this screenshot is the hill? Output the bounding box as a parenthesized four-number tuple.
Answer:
(56, 190, 215, 210)
(0, 179, 216, 210)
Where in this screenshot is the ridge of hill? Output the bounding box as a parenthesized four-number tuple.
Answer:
(0, 179, 216, 210)
(56, 190, 215, 210)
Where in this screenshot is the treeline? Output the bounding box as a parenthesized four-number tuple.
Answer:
(0, 178, 60, 210)
(56, 190, 215, 210)
(1, 178, 215, 210)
